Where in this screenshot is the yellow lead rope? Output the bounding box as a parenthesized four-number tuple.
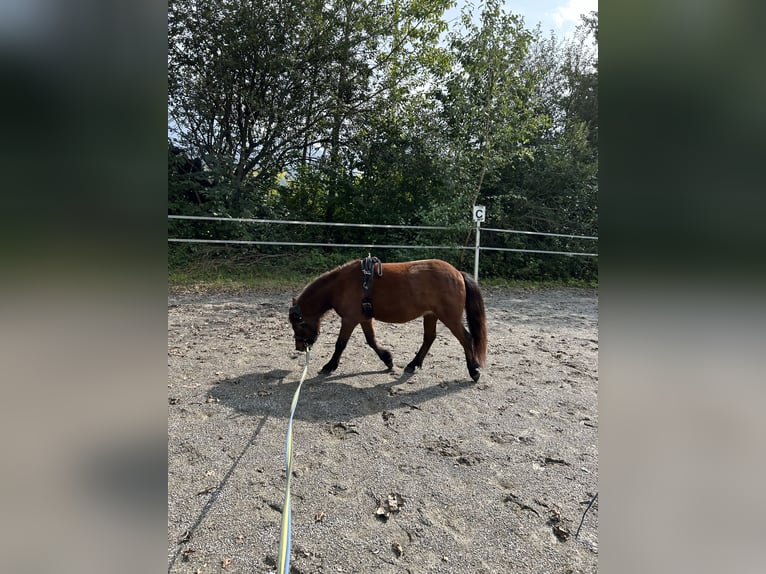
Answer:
(277, 347, 311, 574)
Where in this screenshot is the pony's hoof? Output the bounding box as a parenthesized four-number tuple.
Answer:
(319, 365, 336, 375)
(404, 363, 417, 373)
(470, 370, 481, 382)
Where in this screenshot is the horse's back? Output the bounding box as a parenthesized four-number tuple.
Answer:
(383, 259, 461, 283)
(372, 259, 465, 323)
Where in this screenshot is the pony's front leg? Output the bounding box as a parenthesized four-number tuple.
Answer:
(320, 319, 357, 374)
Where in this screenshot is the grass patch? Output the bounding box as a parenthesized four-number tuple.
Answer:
(169, 258, 307, 292)
(168, 246, 368, 292)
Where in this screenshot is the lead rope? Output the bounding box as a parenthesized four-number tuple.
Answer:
(277, 346, 311, 574)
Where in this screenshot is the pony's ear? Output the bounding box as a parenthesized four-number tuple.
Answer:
(292, 297, 297, 305)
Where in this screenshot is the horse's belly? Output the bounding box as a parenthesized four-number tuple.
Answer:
(375, 305, 435, 324)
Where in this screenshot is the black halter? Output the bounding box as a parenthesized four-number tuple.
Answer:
(289, 303, 316, 345)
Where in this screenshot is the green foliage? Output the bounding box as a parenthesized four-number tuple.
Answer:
(168, 3, 598, 283)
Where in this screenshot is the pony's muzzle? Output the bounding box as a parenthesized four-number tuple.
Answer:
(295, 340, 307, 352)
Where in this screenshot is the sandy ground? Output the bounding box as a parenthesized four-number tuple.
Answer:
(167, 285, 598, 573)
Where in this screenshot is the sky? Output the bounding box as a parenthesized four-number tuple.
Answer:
(445, 0, 598, 39)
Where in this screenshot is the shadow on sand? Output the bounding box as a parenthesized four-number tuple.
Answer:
(208, 365, 474, 422)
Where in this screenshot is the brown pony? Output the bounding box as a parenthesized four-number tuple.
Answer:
(288, 258, 487, 381)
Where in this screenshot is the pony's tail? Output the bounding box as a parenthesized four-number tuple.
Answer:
(461, 272, 487, 368)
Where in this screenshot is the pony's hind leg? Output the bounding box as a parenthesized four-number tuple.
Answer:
(360, 320, 393, 370)
(442, 315, 480, 382)
(405, 314, 437, 373)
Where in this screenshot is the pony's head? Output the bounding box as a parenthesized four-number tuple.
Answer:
(288, 299, 319, 351)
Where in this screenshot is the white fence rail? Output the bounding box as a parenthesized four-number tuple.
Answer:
(168, 214, 452, 231)
(168, 214, 597, 279)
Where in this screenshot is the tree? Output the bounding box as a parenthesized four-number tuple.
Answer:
(475, 12, 598, 279)
(168, 3, 598, 281)
(312, 0, 453, 222)
(434, 0, 549, 213)
(169, 0, 453, 222)
(562, 11, 598, 150)
(168, 0, 337, 193)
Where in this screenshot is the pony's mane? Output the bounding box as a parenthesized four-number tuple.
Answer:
(296, 259, 357, 301)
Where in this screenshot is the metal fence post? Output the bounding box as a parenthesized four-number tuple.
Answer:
(472, 205, 485, 282)
(474, 219, 481, 282)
